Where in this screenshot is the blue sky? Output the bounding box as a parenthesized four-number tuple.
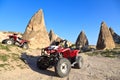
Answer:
(0, 0, 120, 45)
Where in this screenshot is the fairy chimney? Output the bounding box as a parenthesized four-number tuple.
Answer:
(49, 30, 58, 44)
(75, 31, 89, 49)
(22, 9, 50, 49)
(96, 22, 115, 50)
(109, 27, 120, 44)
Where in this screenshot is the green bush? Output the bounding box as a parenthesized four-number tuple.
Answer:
(0, 43, 11, 51)
(0, 63, 9, 67)
(0, 54, 9, 62)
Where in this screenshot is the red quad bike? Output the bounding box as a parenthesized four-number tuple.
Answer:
(2, 34, 29, 49)
(37, 41, 83, 77)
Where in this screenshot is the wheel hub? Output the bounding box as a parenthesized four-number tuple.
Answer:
(60, 62, 68, 74)
(7, 40, 12, 44)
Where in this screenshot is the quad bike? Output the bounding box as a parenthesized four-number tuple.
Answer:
(2, 34, 29, 49)
(37, 41, 83, 77)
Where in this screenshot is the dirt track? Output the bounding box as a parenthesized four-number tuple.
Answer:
(0, 53, 120, 80)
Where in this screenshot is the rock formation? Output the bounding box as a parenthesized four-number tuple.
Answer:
(109, 27, 120, 44)
(48, 30, 72, 47)
(96, 22, 115, 50)
(75, 31, 89, 49)
(22, 9, 50, 49)
(49, 30, 58, 44)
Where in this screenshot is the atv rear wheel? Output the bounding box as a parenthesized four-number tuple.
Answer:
(6, 39, 14, 45)
(2, 39, 7, 44)
(55, 58, 71, 77)
(37, 56, 49, 70)
(74, 56, 83, 69)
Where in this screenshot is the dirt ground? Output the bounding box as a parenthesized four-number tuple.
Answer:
(0, 53, 120, 80)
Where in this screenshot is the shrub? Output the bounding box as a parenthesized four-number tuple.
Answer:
(0, 63, 9, 67)
(0, 54, 9, 62)
(0, 43, 11, 51)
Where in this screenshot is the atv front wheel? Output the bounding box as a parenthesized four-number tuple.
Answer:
(37, 56, 49, 70)
(22, 43, 29, 49)
(55, 58, 71, 77)
(74, 56, 83, 69)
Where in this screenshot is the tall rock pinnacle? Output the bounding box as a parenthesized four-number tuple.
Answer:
(22, 9, 50, 49)
(96, 22, 115, 50)
(75, 31, 89, 49)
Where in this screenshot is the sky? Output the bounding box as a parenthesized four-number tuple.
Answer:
(0, 0, 120, 45)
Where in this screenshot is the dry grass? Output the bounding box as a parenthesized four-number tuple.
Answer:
(86, 49, 120, 58)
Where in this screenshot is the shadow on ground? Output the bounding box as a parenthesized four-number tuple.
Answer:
(20, 53, 56, 77)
